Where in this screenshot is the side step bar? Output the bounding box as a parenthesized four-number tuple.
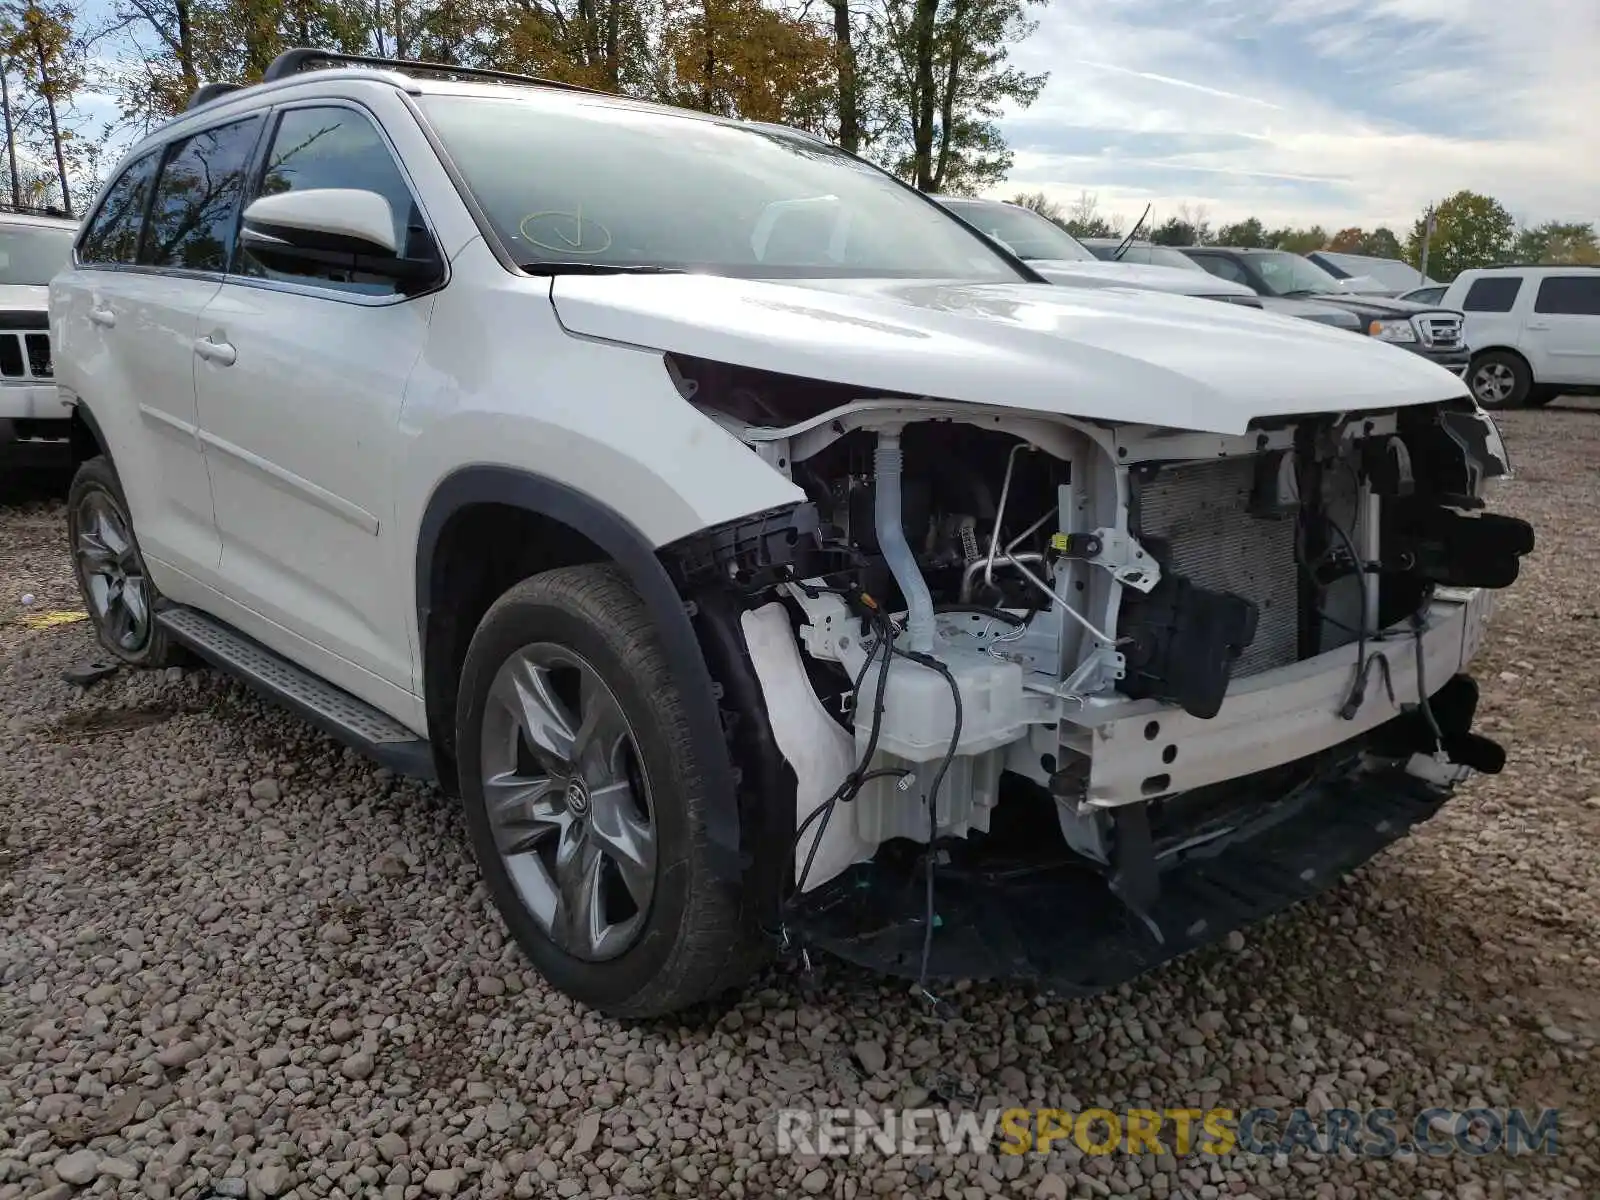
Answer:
(156, 605, 436, 782)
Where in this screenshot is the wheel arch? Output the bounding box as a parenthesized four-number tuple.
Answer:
(414, 465, 745, 881)
(1469, 345, 1535, 375)
(67, 398, 110, 467)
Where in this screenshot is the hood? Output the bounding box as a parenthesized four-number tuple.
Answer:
(1028, 259, 1256, 299)
(1254, 295, 1364, 330)
(549, 274, 1469, 436)
(1282, 291, 1444, 319)
(0, 283, 49, 313)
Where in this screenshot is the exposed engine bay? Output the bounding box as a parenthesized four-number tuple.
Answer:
(661, 354, 1533, 986)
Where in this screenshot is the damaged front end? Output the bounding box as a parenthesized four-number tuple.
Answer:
(661, 357, 1533, 994)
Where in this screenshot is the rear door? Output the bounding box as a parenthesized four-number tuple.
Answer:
(51, 143, 232, 583)
(1528, 275, 1600, 385)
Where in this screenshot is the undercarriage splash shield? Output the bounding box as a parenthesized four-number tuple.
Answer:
(784, 765, 1449, 994)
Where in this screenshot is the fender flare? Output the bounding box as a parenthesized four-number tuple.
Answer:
(415, 466, 745, 881)
(66, 396, 113, 466)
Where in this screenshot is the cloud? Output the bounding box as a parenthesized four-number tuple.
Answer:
(994, 0, 1600, 233)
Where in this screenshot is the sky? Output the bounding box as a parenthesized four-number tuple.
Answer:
(994, 0, 1600, 235)
(50, 0, 1599, 238)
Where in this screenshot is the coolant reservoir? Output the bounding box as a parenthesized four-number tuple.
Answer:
(852, 638, 1028, 761)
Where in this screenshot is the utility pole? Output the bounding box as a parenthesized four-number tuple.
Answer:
(1419, 205, 1436, 282)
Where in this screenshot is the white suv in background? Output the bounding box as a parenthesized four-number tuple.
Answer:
(1445, 265, 1600, 408)
(0, 206, 77, 451)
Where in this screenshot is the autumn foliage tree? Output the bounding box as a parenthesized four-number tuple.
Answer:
(663, 0, 833, 126)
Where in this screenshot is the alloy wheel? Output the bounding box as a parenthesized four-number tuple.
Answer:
(74, 491, 151, 653)
(478, 643, 657, 961)
(1471, 361, 1516, 406)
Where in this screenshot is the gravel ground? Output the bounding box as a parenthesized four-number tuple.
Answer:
(2, 405, 1597, 1200)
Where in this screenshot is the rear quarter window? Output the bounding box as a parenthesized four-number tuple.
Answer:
(1533, 275, 1600, 316)
(1461, 276, 1523, 312)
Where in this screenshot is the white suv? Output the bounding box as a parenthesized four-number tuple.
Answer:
(0, 206, 77, 451)
(51, 49, 1532, 1017)
(1444, 265, 1600, 408)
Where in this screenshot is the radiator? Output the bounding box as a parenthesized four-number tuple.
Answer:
(1130, 456, 1300, 677)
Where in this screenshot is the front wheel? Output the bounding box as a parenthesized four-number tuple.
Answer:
(1468, 351, 1532, 409)
(454, 564, 759, 1016)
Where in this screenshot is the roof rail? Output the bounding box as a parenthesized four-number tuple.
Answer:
(260, 46, 604, 95)
(186, 82, 244, 111)
(1479, 262, 1600, 270)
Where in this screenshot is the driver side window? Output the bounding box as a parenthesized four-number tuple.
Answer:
(238, 106, 425, 296)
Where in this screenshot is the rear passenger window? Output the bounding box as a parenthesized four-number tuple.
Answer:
(239, 106, 424, 296)
(141, 116, 264, 272)
(1461, 276, 1522, 312)
(78, 151, 160, 265)
(1534, 275, 1600, 315)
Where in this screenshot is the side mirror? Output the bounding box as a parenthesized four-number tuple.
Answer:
(240, 188, 440, 288)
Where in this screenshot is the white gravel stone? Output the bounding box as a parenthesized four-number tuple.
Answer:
(54, 1150, 100, 1185)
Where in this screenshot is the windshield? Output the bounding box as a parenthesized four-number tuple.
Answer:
(1250, 251, 1346, 296)
(938, 200, 1096, 262)
(417, 94, 1025, 281)
(0, 224, 73, 285)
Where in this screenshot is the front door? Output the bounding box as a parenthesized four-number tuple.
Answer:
(194, 102, 437, 706)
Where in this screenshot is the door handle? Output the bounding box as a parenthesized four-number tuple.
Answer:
(89, 306, 115, 328)
(194, 336, 237, 367)
(1525, 322, 1550, 331)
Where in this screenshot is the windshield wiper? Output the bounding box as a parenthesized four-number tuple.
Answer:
(1280, 288, 1336, 299)
(518, 262, 686, 276)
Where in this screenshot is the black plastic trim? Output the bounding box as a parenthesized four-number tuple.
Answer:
(415, 466, 745, 880)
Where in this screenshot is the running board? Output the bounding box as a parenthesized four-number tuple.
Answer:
(156, 605, 436, 781)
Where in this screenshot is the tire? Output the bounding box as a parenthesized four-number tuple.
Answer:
(66, 455, 183, 668)
(455, 563, 760, 1017)
(1468, 351, 1532, 409)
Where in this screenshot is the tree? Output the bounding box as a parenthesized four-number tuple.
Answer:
(875, 0, 1045, 192)
(2, 0, 84, 213)
(1266, 225, 1327, 254)
(1326, 225, 1404, 259)
(1215, 216, 1265, 247)
(1405, 190, 1514, 281)
(1512, 220, 1599, 265)
(1148, 216, 1192, 246)
(662, 0, 834, 127)
(1061, 188, 1119, 238)
(1008, 189, 1061, 222)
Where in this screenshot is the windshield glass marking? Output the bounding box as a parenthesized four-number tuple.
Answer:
(417, 94, 1026, 282)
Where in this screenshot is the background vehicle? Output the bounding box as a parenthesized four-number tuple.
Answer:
(0, 205, 78, 456)
(1442, 265, 1600, 408)
(1399, 284, 1448, 306)
(1179, 246, 1469, 374)
(1081, 237, 1212, 272)
(936, 198, 1262, 306)
(1308, 250, 1439, 297)
(52, 48, 1529, 1019)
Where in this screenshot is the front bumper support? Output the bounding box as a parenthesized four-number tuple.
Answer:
(1074, 587, 1492, 806)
